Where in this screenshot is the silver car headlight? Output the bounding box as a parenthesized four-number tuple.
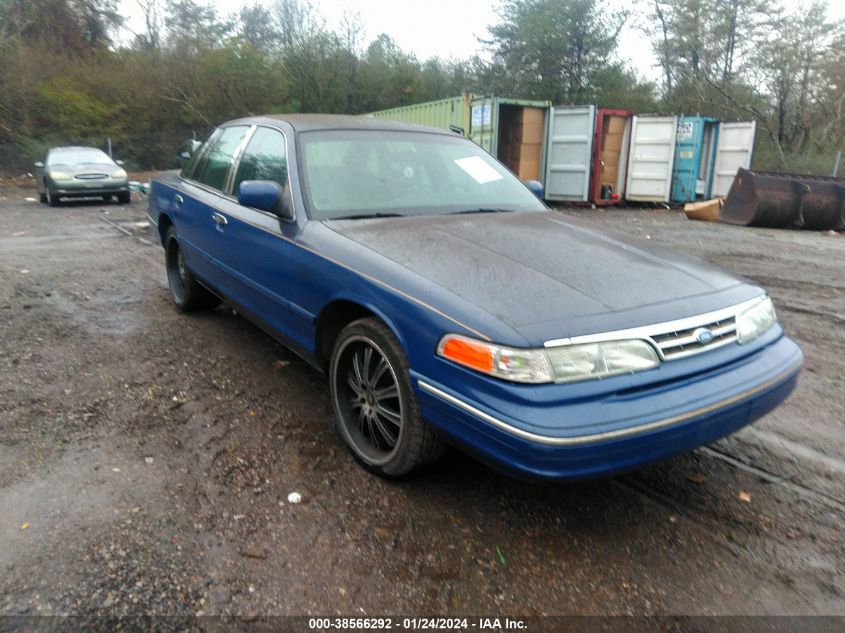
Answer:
(437, 335, 659, 384)
(736, 296, 776, 344)
(545, 339, 660, 383)
(49, 171, 71, 181)
(111, 168, 127, 179)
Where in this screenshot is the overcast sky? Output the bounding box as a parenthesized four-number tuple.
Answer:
(118, 0, 845, 84)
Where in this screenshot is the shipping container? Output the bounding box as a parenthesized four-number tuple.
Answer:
(711, 121, 757, 197)
(625, 115, 679, 203)
(589, 108, 633, 205)
(671, 116, 719, 204)
(543, 105, 596, 201)
(541, 106, 632, 203)
(370, 94, 550, 184)
(368, 95, 472, 135)
(468, 95, 551, 183)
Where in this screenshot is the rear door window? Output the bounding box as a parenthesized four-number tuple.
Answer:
(194, 126, 249, 191)
(181, 130, 218, 180)
(232, 127, 288, 195)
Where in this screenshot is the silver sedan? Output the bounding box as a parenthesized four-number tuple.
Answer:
(35, 146, 130, 206)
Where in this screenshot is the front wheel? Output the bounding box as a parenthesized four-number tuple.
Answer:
(329, 318, 443, 477)
(164, 227, 220, 312)
(45, 187, 59, 207)
(117, 191, 131, 204)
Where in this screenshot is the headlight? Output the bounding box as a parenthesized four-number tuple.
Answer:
(111, 168, 127, 179)
(545, 339, 660, 383)
(736, 296, 776, 344)
(437, 334, 659, 384)
(49, 171, 71, 181)
(437, 334, 553, 383)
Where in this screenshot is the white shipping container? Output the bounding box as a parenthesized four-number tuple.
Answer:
(625, 116, 678, 203)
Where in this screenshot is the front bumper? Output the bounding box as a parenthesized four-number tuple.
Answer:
(51, 180, 129, 197)
(413, 333, 803, 480)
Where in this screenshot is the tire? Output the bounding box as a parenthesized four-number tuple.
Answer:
(45, 186, 59, 207)
(164, 226, 221, 312)
(39, 192, 47, 203)
(329, 318, 443, 477)
(102, 195, 112, 202)
(117, 192, 131, 204)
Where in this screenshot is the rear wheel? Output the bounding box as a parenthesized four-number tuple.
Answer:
(329, 318, 443, 477)
(164, 227, 220, 312)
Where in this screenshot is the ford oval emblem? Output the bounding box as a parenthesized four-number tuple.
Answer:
(694, 327, 715, 345)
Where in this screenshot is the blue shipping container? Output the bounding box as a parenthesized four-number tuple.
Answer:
(671, 116, 719, 203)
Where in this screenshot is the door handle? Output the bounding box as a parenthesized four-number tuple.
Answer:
(212, 212, 228, 226)
(174, 194, 183, 205)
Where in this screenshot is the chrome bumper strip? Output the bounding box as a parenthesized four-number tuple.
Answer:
(417, 357, 802, 446)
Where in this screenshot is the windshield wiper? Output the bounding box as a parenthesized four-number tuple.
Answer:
(329, 212, 404, 220)
(449, 208, 515, 215)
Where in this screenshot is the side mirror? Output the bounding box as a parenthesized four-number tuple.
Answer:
(115, 159, 125, 166)
(524, 179, 544, 199)
(238, 180, 294, 221)
(34, 161, 44, 168)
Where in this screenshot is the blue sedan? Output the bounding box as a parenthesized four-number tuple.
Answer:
(148, 115, 803, 479)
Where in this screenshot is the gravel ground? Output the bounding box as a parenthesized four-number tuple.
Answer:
(0, 190, 843, 619)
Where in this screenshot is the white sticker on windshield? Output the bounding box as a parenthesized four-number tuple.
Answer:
(454, 156, 503, 184)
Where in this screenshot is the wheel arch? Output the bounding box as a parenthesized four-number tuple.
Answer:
(314, 298, 407, 372)
(157, 213, 174, 246)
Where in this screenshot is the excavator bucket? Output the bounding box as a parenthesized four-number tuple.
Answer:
(720, 168, 845, 230)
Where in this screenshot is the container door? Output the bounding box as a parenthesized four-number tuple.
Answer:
(671, 117, 700, 203)
(543, 105, 596, 201)
(469, 96, 497, 155)
(711, 121, 756, 197)
(625, 115, 678, 202)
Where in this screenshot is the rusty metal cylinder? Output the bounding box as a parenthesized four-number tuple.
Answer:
(720, 168, 845, 230)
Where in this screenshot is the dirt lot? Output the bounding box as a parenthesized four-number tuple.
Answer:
(0, 187, 843, 619)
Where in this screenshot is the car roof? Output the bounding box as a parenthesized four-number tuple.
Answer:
(225, 113, 455, 135)
(49, 146, 107, 153)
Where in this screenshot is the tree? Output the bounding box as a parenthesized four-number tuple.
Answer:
(483, 0, 630, 104)
(752, 1, 843, 152)
(239, 3, 279, 54)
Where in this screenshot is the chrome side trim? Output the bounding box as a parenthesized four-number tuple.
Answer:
(417, 357, 802, 446)
(224, 125, 257, 195)
(544, 296, 763, 348)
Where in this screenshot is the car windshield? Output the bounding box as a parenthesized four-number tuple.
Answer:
(48, 148, 113, 166)
(298, 130, 547, 220)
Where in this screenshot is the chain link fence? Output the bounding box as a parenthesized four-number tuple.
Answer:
(751, 148, 842, 178)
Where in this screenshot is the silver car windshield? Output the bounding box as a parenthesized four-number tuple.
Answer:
(298, 130, 547, 220)
(48, 149, 113, 166)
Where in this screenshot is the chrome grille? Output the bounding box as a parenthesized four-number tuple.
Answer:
(75, 173, 108, 180)
(650, 315, 737, 360)
(543, 297, 763, 363)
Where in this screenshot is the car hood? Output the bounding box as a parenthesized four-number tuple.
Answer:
(324, 211, 759, 342)
(48, 162, 118, 175)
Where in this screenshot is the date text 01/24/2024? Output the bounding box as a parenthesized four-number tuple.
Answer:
(307, 617, 527, 630)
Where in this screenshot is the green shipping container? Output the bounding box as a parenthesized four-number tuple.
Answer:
(369, 95, 471, 134)
(370, 94, 551, 183)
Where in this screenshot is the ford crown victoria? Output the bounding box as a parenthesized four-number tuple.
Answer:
(148, 115, 803, 479)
